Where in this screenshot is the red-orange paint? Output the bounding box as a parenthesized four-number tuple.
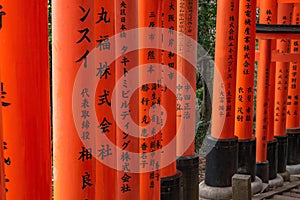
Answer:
(0, 1, 51, 199)
(138, 1, 162, 199)
(274, 3, 293, 136)
(286, 4, 300, 128)
(160, 0, 177, 178)
(176, 0, 198, 156)
(256, 0, 277, 162)
(53, 0, 95, 199)
(235, 0, 257, 140)
(114, 0, 140, 199)
(94, 1, 116, 199)
(211, 0, 239, 139)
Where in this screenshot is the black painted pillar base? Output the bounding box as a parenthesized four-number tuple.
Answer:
(256, 161, 269, 183)
(237, 138, 256, 182)
(176, 155, 199, 200)
(267, 139, 278, 180)
(161, 170, 183, 200)
(275, 135, 288, 173)
(204, 135, 238, 187)
(287, 128, 300, 165)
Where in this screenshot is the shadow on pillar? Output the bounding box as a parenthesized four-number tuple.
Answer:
(267, 139, 278, 180)
(238, 138, 256, 181)
(176, 155, 199, 200)
(266, 139, 284, 188)
(275, 135, 290, 181)
(204, 136, 238, 187)
(199, 136, 238, 200)
(161, 170, 183, 200)
(286, 128, 300, 174)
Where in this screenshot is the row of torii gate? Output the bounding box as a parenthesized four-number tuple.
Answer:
(205, 0, 300, 199)
(0, 0, 300, 200)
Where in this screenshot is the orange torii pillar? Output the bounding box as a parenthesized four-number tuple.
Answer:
(286, 4, 300, 170)
(265, 2, 279, 183)
(175, 0, 199, 199)
(0, 114, 6, 200)
(0, 108, 4, 200)
(93, 1, 117, 199)
(138, 1, 162, 199)
(160, 0, 183, 199)
(255, 0, 277, 183)
(200, 0, 239, 196)
(114, 0, 140, 199)
(274, 3, 293, 177)
(0, 1, 51, 199)
(52, 0, 96, 199)
(0, 6, 5, 197)
(235, 0, 257, 181)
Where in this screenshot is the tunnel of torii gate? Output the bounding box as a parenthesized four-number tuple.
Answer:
(0, 0, 300, 200)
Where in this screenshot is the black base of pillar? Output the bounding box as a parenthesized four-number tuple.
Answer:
(176, 155, 199, 200)
(161, 170, 183, 200)
(256, 161, 269, 183)
(267, 139, 278, 180)
(238, 138, 256, 182)
(204, 135, 238, 187)
(287, 128, 300, 165)
(275, 135, 288, 173)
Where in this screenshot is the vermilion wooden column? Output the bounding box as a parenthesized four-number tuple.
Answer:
(176, 1, 199, 199)
(286, 5, 300, 129)
(160, 0, 177, 180)
(256, 38, 272, 170)
(0, 107, 5, 199)
(211, 0, 238, 140)
(138, 1, 162, 199)
(256, 0, 277, 182)
(176, 0, 185, 158)
(160, 1, 183, 199)
(235, 0, 257, 181)
(114, 0, 140, 199)
(203, 0, 239, 190)
(286, 4, 300, 166)
(0, 1, 51, 199)
(176, 0, 197, 157)
(274, 3, 292, 174)
(235, 0, 256, 140)
(52, 0, 95, 199)
(255, 40, 272, 182)
(266, 2, 277, 144)
(267, 59, 276, 143)
(93, 1, 116, 199)
(0, 6, 6, 197)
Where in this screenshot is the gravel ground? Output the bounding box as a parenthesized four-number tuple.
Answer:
(199, 155, 206, 182)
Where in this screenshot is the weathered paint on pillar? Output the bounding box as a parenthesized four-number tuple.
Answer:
(0, 1, 51, 199)
(235, 0, 257, 140)
(52, 0, 95, 199)
(211, 0, 239, 139)
(286, 4, 300, 128)
(274, 3, 293, 136)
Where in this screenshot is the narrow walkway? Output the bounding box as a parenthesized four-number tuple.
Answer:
(253, 176, 300, 200)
